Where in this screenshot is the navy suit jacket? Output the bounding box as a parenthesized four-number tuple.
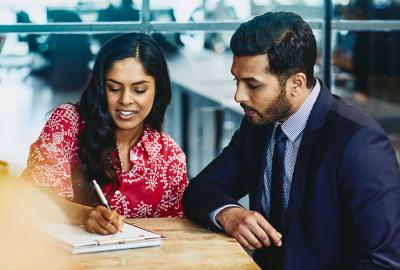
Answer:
(183, 82, 400, 269)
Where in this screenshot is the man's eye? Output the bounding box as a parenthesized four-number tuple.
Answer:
(248, 84, 259, 89)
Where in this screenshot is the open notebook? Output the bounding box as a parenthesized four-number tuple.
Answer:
(41, 222, 163, 254)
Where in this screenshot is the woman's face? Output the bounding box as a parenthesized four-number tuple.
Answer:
(105, 57, 155, 134)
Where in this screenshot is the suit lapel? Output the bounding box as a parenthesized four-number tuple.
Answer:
(285, 81, 334, 230)
(252, 123, 274, 214)
(284, 123, 316, 230)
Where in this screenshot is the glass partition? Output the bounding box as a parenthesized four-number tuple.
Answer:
(0, 0, 399, 177)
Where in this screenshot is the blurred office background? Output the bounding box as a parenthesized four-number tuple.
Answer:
(0, 0, 399, 178)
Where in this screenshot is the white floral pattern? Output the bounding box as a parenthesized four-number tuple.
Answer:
(22, 104, 188, 218)
(109, 190, 131, 216)
(133, 201, 153, 218)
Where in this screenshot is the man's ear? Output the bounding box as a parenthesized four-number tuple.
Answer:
(288, 73, 307, 97)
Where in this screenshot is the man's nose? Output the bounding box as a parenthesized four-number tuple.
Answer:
(234, 84, 248, 104)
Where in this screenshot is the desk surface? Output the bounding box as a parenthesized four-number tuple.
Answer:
(66, 218, 259, 270)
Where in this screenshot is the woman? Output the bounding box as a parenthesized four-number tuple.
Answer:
(22, 33, 188, 235)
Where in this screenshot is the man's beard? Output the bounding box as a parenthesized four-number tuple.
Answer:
(242, 87, 292, 126)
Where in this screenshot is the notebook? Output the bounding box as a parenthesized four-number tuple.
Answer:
(41, 222, 163, 254)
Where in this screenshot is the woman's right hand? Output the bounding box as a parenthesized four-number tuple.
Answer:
(83, 205, 124, 235)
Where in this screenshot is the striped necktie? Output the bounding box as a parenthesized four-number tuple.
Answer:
(270, 124, 287, 231)
(267, 125, 287, 270)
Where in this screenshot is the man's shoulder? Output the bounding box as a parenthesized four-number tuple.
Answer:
(324, 94, 384, 137)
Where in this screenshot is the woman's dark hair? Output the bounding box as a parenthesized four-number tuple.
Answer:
(230, 11, 317, 88)
(76, 33, 171, 194)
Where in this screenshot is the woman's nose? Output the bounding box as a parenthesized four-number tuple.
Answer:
(119, 89, 134, 105)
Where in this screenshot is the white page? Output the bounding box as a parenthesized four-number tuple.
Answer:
(41, 222, 162, 253)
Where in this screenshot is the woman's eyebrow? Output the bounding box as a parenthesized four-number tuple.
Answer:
(105, 79, 150, 86)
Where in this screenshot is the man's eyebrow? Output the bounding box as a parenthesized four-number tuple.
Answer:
(241, 77, 260, 82)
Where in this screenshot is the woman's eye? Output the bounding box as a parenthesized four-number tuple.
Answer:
(107, 86, 120, 92)
(133, 88, 147, 94)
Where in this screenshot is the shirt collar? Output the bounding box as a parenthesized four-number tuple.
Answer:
(130, 125, 161, 161)
(279, 79, 320, 142)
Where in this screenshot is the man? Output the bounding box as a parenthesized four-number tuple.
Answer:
(183, 11, 400, 270)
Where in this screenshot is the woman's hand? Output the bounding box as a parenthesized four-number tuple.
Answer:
(83, 205, 124, 235)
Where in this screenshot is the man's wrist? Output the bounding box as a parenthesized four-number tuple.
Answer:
(210, 204, 242, 230)
(216, 206, 243, 227)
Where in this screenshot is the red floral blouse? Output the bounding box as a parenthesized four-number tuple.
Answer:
(22, 104, 188, 218)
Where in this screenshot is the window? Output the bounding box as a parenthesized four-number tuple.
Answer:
(0, 0, 399, 176)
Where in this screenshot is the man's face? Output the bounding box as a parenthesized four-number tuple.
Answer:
(231, 55, 292, 125)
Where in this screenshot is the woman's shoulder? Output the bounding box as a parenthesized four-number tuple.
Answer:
(52, 103, 80, 119)
(48, 103, 82, 130)
(144, 127, 185, 160)
(158, 129, 183, 151)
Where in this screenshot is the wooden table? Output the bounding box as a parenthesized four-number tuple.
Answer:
(65, 218, 259, 270)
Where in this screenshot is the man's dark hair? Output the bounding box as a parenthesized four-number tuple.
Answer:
(230, 11, 317, 88)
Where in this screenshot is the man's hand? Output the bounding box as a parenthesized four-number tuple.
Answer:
(216, 207, 282, 250)
(83, 205, 124, 235)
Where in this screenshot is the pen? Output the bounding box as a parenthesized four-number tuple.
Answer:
(92, 179, 111, 211)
